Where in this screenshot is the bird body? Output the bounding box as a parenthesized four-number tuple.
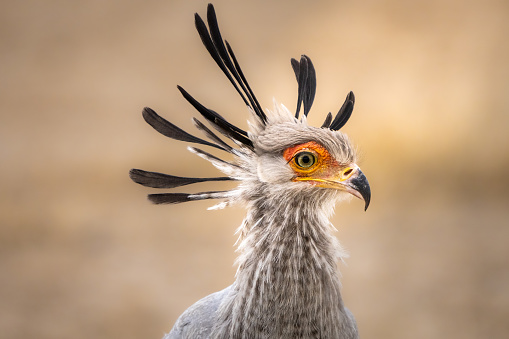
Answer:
(163, 104, 362, 338)
(131, 4, 370, 339)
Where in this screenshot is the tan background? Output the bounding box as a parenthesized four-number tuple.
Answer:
(1, 0, 508, 338)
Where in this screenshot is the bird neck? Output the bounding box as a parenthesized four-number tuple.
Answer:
(213, 192, 355, 338)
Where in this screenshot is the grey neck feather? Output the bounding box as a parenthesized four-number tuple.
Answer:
(212, 186, 357, 338)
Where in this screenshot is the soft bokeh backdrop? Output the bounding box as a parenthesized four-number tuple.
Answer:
(1, 0, 508, 338)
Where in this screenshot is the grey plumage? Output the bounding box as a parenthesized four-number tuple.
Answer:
(164, 287, 232, 339)
(131, 4, 371, 339)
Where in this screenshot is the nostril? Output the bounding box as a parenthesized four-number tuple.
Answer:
(343, 168, 353, 177)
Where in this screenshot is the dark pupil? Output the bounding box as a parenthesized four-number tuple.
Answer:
(297, 153, 314, 167)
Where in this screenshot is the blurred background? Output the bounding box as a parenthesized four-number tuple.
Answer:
(1, 0, 508, 338)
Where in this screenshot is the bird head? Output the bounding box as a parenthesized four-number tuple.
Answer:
(129, 4, 370, 212)
(252, 114, 370, 211)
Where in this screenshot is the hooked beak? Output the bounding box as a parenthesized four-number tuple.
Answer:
(343, 168, 371, 211)
(297, 166, 371, 210)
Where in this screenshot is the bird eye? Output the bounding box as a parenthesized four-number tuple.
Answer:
(294, 151, 316, 168)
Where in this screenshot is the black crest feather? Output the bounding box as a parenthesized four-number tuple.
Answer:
(291, 55, 316, 119)
(177, 86, 254, 150)
(329, 91, 355, 131)
(193, 4, 267, 124)
(142, 107, 228, 152)
(129, 169, 232, 189)
(321, 112, 333, 128)
(192, 118, 235, 153)
(290, 55, 355, 130)
(148, 191, 229, 205)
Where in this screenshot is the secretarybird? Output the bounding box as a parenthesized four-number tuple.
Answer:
(130, 4, 371, 339)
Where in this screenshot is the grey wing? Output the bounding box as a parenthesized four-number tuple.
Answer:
(163, 286, 231, 339)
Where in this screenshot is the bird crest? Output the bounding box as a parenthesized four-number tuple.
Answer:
(129, 3, 366, 209)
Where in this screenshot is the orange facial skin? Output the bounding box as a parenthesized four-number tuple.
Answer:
(283, 141, 343, 184)
(283, 141, 369, 208)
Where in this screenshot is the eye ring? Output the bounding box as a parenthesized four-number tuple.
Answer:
(294, 151, 317, 169)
